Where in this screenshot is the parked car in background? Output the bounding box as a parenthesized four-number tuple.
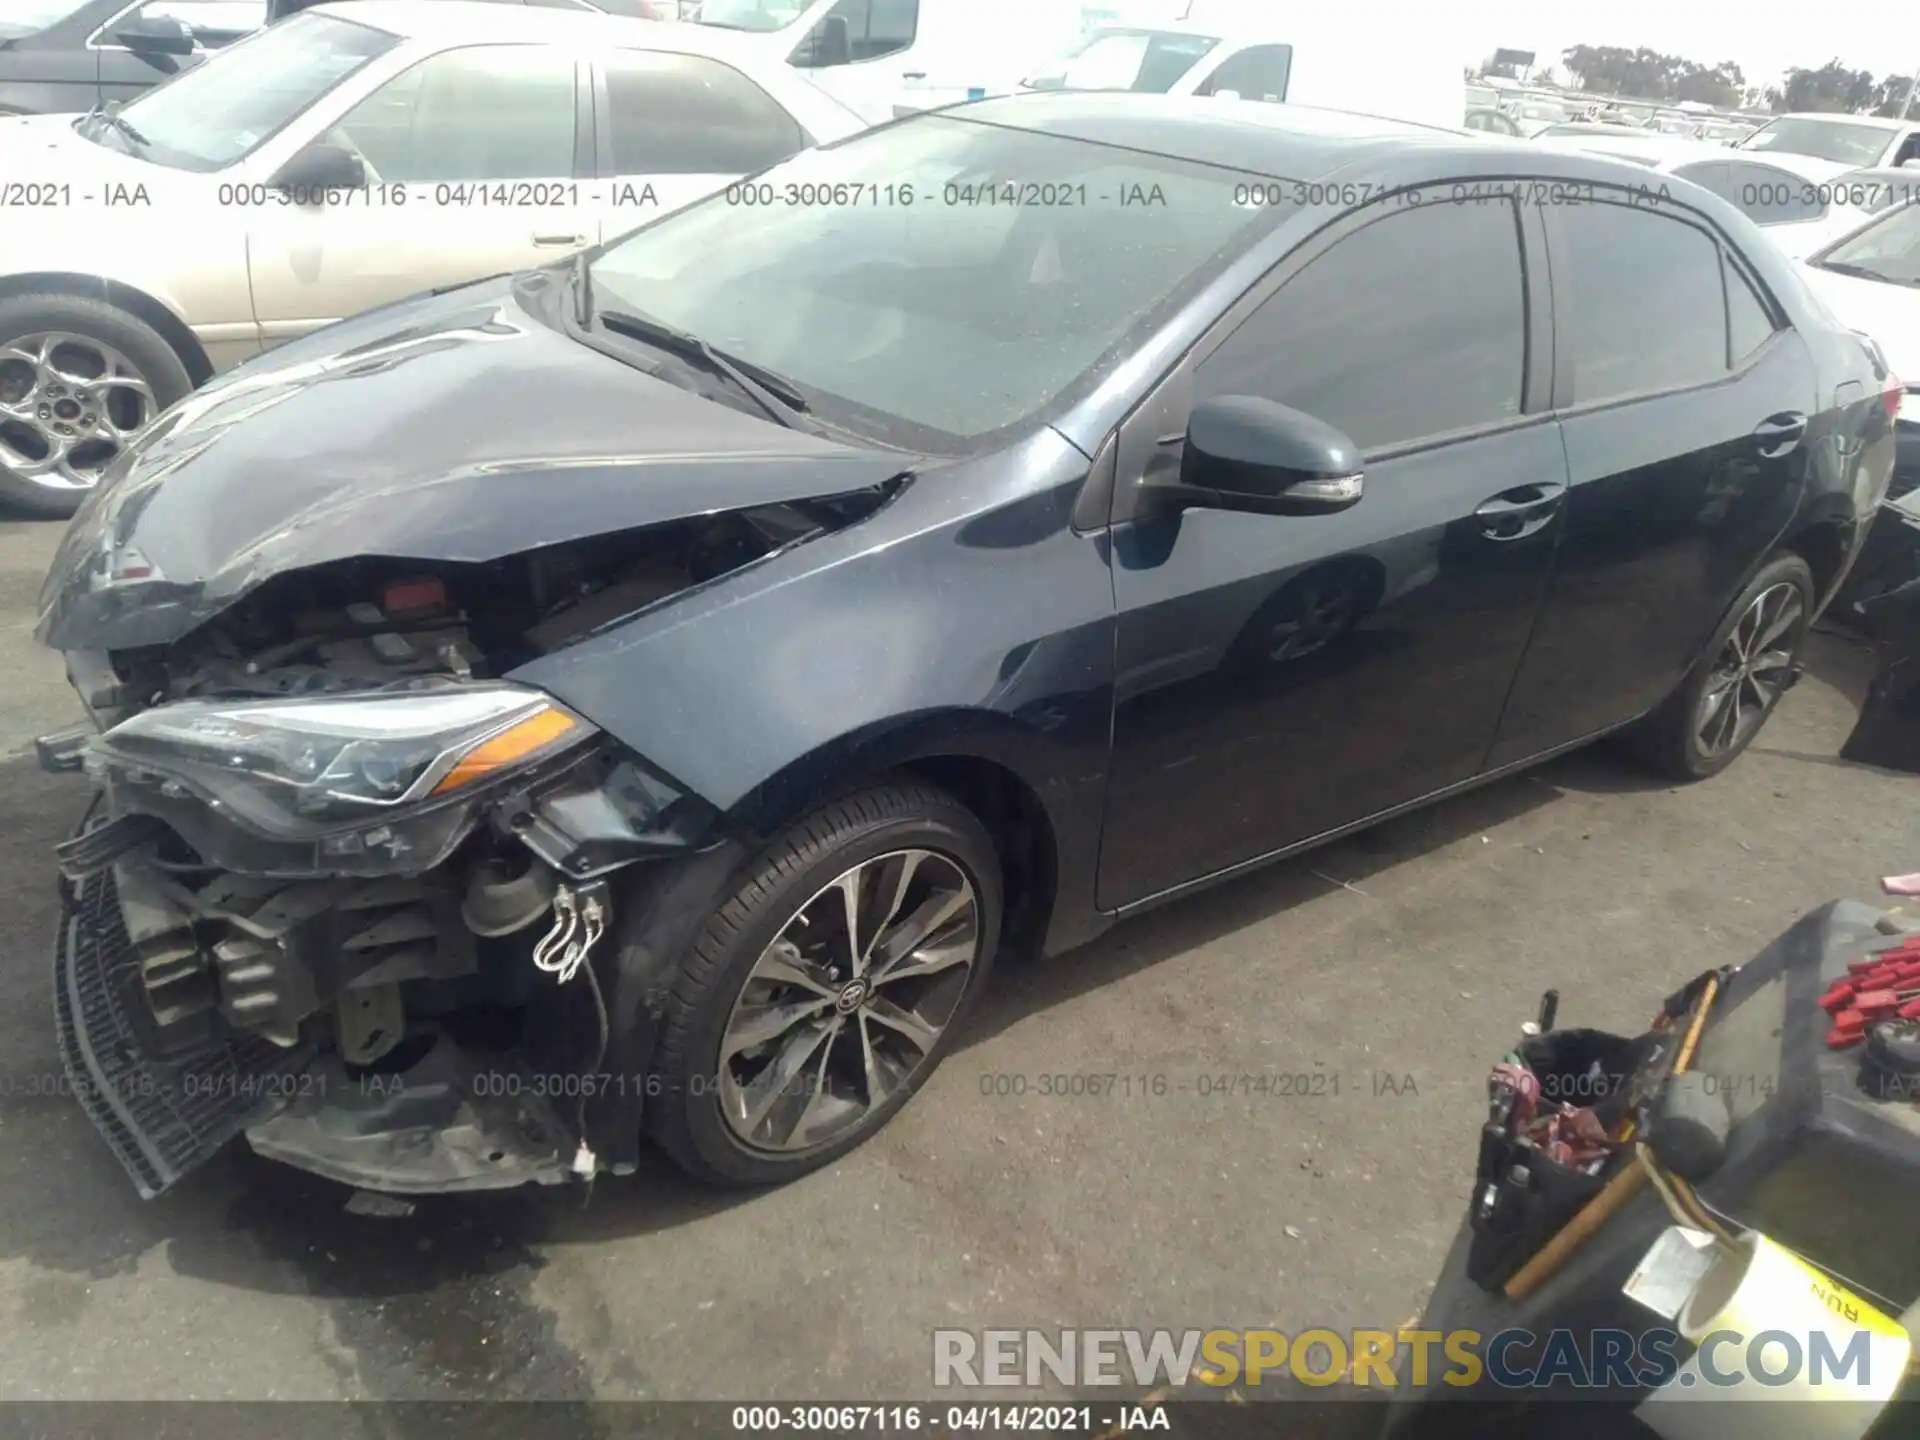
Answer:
(1532, 128, 1865, 256)
(0, 0, 661, 114)
(1016, 18, 1459, 128)
(1830, 165, 1920, 214)
(1463, 105, 1519, 136)
(33, 97, 1897, 1200)
(0, 0, 260, 115)
(1739, 112, 1920, 170)
(689, 0, 1090, 124)
(1505, 97, 1569, 136)
(0, 0, 864, 515)
(1795, 198, 1920, 493)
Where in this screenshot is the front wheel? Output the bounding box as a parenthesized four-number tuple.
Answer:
(1630, 553, 1814, 781)
(646, 783, 1002, 1186)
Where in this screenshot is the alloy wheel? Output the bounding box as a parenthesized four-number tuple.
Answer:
(0, 332, 158, 492)
(717, 848, 981, 1153)
(1695, 581, 1804, 758)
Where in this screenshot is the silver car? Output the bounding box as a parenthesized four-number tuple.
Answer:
(0, 0, 865, 515)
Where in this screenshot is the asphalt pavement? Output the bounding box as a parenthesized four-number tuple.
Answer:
(0, 514, 1913, 1407)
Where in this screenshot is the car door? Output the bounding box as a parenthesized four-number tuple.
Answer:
(1097, 194, 1564, 910)
(247, 43, 590, 347)
(1484, 188, 1818, 769)
(588, 48, 812, 243)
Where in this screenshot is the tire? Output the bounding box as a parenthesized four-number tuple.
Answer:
(647, 782, 1003, 1186)
(0, 291, 193, 519)
(1629, 553, 1815, 781)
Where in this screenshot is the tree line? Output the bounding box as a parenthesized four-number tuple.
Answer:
(1469, 45, 1917, 117)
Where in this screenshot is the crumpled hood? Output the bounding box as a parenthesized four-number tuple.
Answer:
(36, 273, 911, 651)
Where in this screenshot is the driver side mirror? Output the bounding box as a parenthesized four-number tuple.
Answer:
(112, 13, 195, 55)
(1149, 396, 1366, 517)
(268, 141, 366, 199)
(794, 13, 851, 69)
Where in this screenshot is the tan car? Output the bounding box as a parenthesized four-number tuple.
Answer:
(0, 0, 865, 515)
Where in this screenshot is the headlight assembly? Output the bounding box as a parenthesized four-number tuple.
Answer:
(93, 683, 597, 840)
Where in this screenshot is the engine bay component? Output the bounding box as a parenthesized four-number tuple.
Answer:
(531, 880, 609, 986)
(337, 984, 404, 1067)
(462, 855, 560, 937)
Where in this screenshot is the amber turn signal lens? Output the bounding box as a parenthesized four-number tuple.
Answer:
(431, 707, 582, 796)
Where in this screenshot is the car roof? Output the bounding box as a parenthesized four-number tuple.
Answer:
(305, 0, 747, 55)
(1711, 148, 1854, 179)
(955, 92, 1487, 180)
(1767, 112, 1911, 131)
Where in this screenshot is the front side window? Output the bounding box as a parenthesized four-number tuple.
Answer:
(1810, 199, 1920, 287)
(99, 12, 397, 172)
(1558, 200, 1730, 405)
(1196, 199, 1527, 452)
(1195, 44, 1291, 103)
(587, 111, 1279, 446)
(1022, 29, 1220, 95)
(334, 47, 576, 184)
(790, 0, 915, 68)
(603, 51, 803, 174)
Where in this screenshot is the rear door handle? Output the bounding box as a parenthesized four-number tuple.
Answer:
(532, 232, 586, 247)
(1753, 411, 1808, 458)
(1474, 482, 1566, 541)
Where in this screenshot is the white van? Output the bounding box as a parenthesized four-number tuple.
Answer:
(1016, 16, 1462, 131)
(683, 0, 1151, 124)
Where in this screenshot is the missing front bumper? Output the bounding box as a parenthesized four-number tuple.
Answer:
(54, 866, 314, 1198)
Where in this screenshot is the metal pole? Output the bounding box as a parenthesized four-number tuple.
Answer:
(1904, 62, 1920, 120)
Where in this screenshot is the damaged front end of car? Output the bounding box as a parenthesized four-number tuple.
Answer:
(39, 496, 889, 1198)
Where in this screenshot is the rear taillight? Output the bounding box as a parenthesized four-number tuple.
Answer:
(1885, 378, 1906, 424)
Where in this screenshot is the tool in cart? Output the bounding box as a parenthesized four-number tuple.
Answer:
(1497, 967, 1730, 1301)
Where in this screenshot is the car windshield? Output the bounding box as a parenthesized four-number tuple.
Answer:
(82, 11, 398, 172)
(0, 0, 92, 37)
(1742, 117, 1895, 167)
(587, 112, 1282, 447)
(1813, 198, 1920, 285)
(1022, 29, 1221, 94)
(692, 0, 809, 32)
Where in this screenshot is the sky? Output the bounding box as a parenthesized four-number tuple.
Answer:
(1177, 0, 1913, 90)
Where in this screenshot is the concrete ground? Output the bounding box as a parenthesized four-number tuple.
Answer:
(0, 514, 1913, 1407)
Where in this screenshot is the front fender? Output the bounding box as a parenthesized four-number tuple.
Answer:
(508, 432, 1118, 950)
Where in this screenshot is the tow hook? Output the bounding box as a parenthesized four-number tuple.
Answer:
(532, 878, 610, 985)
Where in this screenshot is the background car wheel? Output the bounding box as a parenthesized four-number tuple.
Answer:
(647, 782, 1003, 1186)
(0, 291, 191, 519)
(1629, 553, 1815, 782)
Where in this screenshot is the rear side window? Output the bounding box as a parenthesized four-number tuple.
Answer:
(1197, 199, 1526, 452)
(1557, 200, 1727, 405)
(1721, 161, 1828, 225)
(603, 51, 805, 174)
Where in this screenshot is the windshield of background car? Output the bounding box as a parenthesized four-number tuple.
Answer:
(1023, 30, 1220, 93)
(1742, 117, 1893, 167)
(693, 0, 808, 32)
(98, 12, 399, 172)
(0, 0, 91, 36)
(1814, 199, 1920, 285)
(588, 113, 1283, 448)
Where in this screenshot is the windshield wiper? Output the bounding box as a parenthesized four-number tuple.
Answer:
(595, 307, 825, 433)
(1817, 259, 1915, 287)
(78, 100, 148, 150)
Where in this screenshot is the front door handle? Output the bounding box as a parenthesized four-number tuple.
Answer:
(1474, 481, 1566, 541)
(1753, 411, 1808, 459)
(532, 232, 586, 247)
